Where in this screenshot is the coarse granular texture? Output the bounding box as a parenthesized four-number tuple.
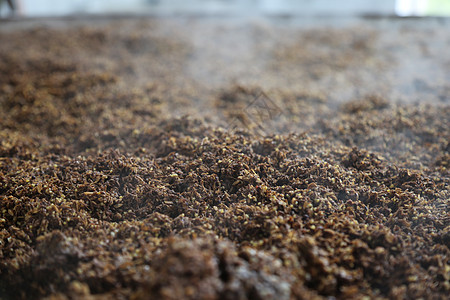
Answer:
(0, 17, 449, 299)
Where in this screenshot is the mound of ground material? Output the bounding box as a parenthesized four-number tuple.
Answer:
(0, 17, 448, 299)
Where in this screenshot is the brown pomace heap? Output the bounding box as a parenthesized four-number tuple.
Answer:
(0, 17, 449, 300)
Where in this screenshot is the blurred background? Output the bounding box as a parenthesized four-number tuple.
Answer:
(1, 0, 450, 17)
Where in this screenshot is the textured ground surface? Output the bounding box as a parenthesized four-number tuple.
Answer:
(0, 16, 449, 299)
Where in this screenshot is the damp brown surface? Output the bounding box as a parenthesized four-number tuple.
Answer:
(0, 17, 449, 299)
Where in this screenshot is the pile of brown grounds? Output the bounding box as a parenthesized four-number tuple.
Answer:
(0, 17, 448, 299)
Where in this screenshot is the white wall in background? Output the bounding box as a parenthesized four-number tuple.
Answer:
(260, 0, 395, 15)
(396, 0, 427, 16)
(20, 0, 145, 16)
(11, 0, 439, 17)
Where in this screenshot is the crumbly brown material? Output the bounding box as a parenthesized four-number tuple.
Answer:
(0, 17, 449, 299)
